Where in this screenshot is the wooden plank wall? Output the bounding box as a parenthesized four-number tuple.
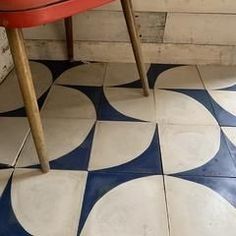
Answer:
(0, 29, 13, 83)
(3, 0, 236, 65)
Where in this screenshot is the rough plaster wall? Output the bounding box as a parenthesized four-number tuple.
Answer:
(0, 28, 13, 83)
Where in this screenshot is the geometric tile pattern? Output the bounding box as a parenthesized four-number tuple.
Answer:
(0, 61, 236, 235)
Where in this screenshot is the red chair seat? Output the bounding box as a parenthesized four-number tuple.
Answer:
(0, 0, 62, 11)
(0, 0, 114, 28)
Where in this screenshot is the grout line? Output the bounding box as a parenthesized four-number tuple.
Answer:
(86, 121, 98, 171)
(170, 174, 236, 179)
(39, 84, 54, 115)
(162, 175, 171, 236)
(195, 65, 207, 90)
(13, 128, 31, 169)
(157, 124, 171, 236)
(196, 65, 221, 127)
(102, 63, 109, 87)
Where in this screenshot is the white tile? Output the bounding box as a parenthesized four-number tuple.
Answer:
(89, 121, 156, 171)
(11, 168, 87, 236)
(198, 65, 236, 90)
(159, 124, 220, 174)
(17, 118, 95, 167)
(104, 87, 156, 122)
(208, 90, 236, 117)
(55, 63, 106, 86)
(0, 61, 52, 113)
(0, 169, 13, 197)
(104, 63, 150, 87)
(165, 176, 236, 236)
(41, 85, 97, 119)
(155, 66, 204, 89)
(155, 89, 217, 125)
(81, 175, 168, 236)
(0, 118, 29, 166)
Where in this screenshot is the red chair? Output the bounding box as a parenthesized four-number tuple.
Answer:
(0, 0, 150, 173)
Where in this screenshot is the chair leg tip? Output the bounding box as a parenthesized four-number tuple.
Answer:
(41, 164, 50, 173)
(143, 88, 150, 97)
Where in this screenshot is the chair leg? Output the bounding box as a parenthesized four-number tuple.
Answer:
(121, 0, 150, 96)
(6, 28, 50, 173)
(64, 16, 74, 62)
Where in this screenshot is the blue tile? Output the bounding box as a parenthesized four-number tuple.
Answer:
(209, 96, 236, 127)
(115, 79, 143, 89)
(0, 164, 12, 169)
(177, 175, 236, 208)
(98, 90, 145, 122)
(173, 132, 236, 177)
(224, 133, 236, 166)
(78, 171, 154, 235)
(110, 64, 180, 89)
(92, 126, 162, 174)
(219, 84, 236, 92)
(62, 85, 102, 118)
(0, 89, 50, 117)
(147, 64, 181, 89)
(28, 125, 95, 171)
(35, 60, 83, 81)
(168, 89, 216, 119)
(0, 177, 30, 236)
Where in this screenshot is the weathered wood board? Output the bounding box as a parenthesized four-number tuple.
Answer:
(0, 28, 13, 83)
(3, 0, 236, 71)
(23, 11, 166, 43)
(26, 40, 236, 65)
(97, 0, 236, 14)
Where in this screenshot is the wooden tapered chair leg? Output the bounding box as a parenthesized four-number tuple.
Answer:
(64, 16, 74, 61)
(121, 0, 150, 96)
(6, 28, 50, 173)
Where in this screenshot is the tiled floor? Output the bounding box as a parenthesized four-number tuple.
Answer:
(0, 61, 236, 235)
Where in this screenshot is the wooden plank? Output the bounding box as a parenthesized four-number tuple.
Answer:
(164, 13, 236, 46)
(97, 0, 236, 14)
(25, 40, 236, 65)
(0, 28, 13, 83)
(23, 11, 166, 43)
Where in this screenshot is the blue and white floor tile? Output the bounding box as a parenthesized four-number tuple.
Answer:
(41, 85, 97, 119)
(89, 121, 162, 174)
(0, 168, 87, 236)
(0, 61, 236, 235)
(222, 127, 236, 164)
(165, 176, 236, 236)
(155, 65, 204, 89)
(159, 124, 219, 174)
(0, 118, 29, 166)
(103, 63, 150, 87)
(159, 124, 236, 177)
(198, 65, 236, 90)
(208, 90, 236, 126)
(17, 118, 95, 170)
(99, 87, 156, 122)
(0, 61, 53, 116)
(155, 89, 217, 125)
(55, 63, 107, 87)
(80, 173, 168, 236)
